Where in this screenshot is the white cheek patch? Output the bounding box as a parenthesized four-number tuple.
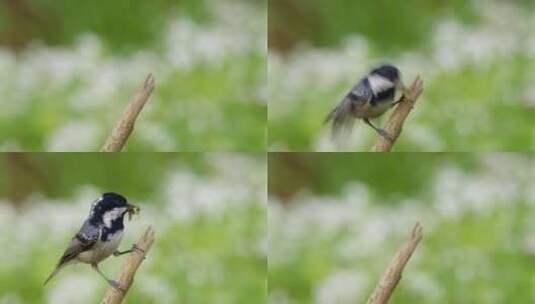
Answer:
(103, 207, 127, 228)
(368, 74, 394, 93)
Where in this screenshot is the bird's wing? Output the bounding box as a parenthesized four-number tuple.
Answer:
(44, 221, 100, 285)
(59, 221, 101, 264)
(59, 221, 100, 265)
(325, 79, 372, 138)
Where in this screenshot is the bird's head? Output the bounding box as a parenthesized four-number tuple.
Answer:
(89, 192, 138, 227)
(369, 64, 405, 92)
(370, 64, 400, 82)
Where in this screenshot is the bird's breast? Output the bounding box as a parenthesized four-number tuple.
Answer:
(77, 230, 124, 264)
(352, 98, 394, 119)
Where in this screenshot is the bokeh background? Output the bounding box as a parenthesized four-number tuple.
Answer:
(0, 0, 266, 151)
(269, 153, 535, 303)
(0, 153, 266, 303)
(268, 0, 535, 151)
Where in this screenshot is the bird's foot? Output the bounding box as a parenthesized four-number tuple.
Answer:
(113, 244, 145, 257)
(377, 129, 393, 142)
(392, 98, 404, 107)
(131, 244, 146, 260)
(108, 280, 126, 292)
(132, 244, 145, 255)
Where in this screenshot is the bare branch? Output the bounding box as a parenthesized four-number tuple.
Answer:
(101, 226, 155, 304)
(100, 74, 156, 152)
(367, 222, 423, 304)
(372, 76, 424, 152)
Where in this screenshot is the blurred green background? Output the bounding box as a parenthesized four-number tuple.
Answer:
(0, 0, 266, 151)
(268, 153, 535, 303)
(0, 153, 266, 303)
(268, 0, 535, 151)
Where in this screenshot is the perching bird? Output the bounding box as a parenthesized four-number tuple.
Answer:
(44, 192, 141, 290)
(324, 64, 406, 141)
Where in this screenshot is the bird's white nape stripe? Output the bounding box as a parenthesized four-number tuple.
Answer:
(89, 196, 103, 217)
(103, 207, 127, 228)
(368, 74, 394, 94)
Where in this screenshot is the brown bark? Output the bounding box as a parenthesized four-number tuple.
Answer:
(367, 222, 423, 304)
(100, 74, 155, 152)
(101, 226, 155, 304)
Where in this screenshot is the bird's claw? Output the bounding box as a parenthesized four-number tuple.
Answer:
(377, 129, 393, 142)
(132, 244, 146, 259)
(392, 98, 404, 107)
(113, 244, 145, 257)
(109, 280, 126, 292)
(132, 244, 145, 254)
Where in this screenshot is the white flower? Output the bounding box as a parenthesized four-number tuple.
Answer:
(46, 120, 101, 151)
(138, 275, 177, 304)
(47, 274, 99, 304)
(314, 270, 366, 304)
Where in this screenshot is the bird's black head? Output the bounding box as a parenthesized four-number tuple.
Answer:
(369, 64, 400, 82)
(89, 192, 135, 227)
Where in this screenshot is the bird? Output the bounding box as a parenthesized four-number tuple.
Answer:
(324, 64, 406, 141)
(44, 192, 141, 290)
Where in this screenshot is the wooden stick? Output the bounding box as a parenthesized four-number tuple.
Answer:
(367, 222, 423, 304)
(100, 74, 156, 152)
(372, 76, 424, 152)
(101, 226, 155, 304)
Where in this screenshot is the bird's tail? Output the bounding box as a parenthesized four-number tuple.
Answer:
(324, 97, 355, 140)
(43, 264, 64, 286)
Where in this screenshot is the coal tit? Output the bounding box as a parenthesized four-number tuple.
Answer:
(44, 192, 141, 290)
(324, 64, 406, 141)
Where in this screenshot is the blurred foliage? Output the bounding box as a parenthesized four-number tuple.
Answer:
(270, 202, 535, 303)
(269, 153, 535, 303)
(268, 0, 535, 151)
(268, 153, 479, 202)
(1, 0, 266, 53)
(0, 53, 266, 151)
(269, 0, 477, 55)
(0, 153, 266, 303)
(269, 0, 533, 55)
(2, 205, 266, 303)
(0, 0, 205, 52)
(0, 153, 211, 203)
(0, 0, 267, 151)
(269, 58, 535, 151)
(144, 203, 266, 303)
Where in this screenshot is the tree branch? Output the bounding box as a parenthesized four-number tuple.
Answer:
(372, 76, 424, 152)
(100, 73, 156, 152)
(101, 226, 155, 304)
(367, 222, 423, 304)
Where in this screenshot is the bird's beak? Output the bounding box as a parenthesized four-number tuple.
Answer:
(126, 203, 140, 220)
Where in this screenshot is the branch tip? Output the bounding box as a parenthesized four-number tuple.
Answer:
(372, 76, 424, 152)
(366, 222, 423, 304)
(100, 73, 156, 152)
